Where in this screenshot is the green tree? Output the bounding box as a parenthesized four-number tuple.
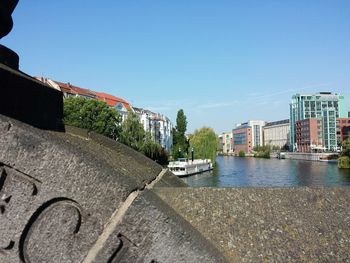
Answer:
(341, 137, 350, 156)
(338, 137, 350, 169)
(119, 110, 145, 151)
(63, 96, 121, 139)
(119, 111, 169, 164)
(172, 109, 188, 159)
(141, 132, 169, 165)
(176, 109, 187, 138)
(253, 145, 270, 158)
(238, 150, 246, 157)
(189, 127, 218, 165)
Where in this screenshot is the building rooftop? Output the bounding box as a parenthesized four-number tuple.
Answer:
(233, 124, 251, 131)
(37, 77, 131, 109)
(94, 91, 131, 109)
(264, 119, 290, 127)
(55, 81, 97, 99)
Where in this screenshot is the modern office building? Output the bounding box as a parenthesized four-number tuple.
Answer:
(235, 120, 265, 148)
(232, 124, 252, 154)
(263, 119, 290, 149)
(290, 92, 347, 151)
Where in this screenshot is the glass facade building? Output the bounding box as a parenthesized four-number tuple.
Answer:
(290, 92, 347, 151)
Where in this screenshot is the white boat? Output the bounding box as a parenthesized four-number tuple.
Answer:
(168, 158, 213, 177)
(278, 152, 286, 159)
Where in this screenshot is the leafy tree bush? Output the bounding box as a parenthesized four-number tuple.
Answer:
(119, 110, 145, 151)
(189, 127, 218, 165)
(338, 137, 350, 169)
(63, 96, 121, 139)
(141, 133, 169, 164)
(341, 137, 350, 156)
(338, 156, 350, 169)
(64, 99, 168, 163)
(120, 111, 169, 164)
(253, 145, 270, 158)
(238, 150, 245, 157)
(271, 145, 281, 151)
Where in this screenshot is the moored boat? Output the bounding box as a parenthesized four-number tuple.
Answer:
(168, 158, 213, 177)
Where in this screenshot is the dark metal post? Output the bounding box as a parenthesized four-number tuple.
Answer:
(0, 0, 20, 69)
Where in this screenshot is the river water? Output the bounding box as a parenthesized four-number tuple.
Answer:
(181, 156, 350, 187)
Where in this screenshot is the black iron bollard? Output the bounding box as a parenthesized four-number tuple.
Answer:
(0, 0, 20, 69)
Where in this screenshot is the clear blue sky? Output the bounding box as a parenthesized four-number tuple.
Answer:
(3, 0, 350, 133)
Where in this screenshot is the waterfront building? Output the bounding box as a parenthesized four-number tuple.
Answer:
(133, 107, 173, 152)
(263, 119, 290, 149)
(290, 92, 347, 151)
(295, 118, 323, 152)
(235, 120, 265, 148)
(221, 132, 233, 154)
(232, 124, 252, 154)
(337, 118, 350, 144)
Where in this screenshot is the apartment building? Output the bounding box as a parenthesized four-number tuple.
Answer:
(133, 107, 173, 152)
(295, 118, 323, 152)
(337, 118, 350, 144)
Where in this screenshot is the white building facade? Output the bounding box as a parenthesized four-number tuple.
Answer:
(222, 132, 233, 154)
(263, 119, 290, 148)
(134, 107, 173, 152)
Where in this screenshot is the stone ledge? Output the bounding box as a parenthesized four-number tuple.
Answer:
(155, 187, 350, 262)
(0, 115, 227, 262)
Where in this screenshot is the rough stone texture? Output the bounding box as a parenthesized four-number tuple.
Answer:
(92, 190, 227, 263)
(154, 170, 188, 188)
(0, 63, 64, 130)
(62, 126, 162, 188)
(0, 114, 227, 262)
(155, 187, 350, 262)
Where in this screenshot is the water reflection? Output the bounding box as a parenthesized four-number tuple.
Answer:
(181, 156, 350, 187)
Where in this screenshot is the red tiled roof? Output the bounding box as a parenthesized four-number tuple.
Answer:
(53, 80, 131, 109)
(55, 81, 96, 98)
(95, 92, 131, 108)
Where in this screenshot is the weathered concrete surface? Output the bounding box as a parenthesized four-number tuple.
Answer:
(155, 187, 350, 262)
(0, 114, 227, 262)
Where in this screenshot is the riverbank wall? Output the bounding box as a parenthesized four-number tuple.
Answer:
(156, 187, 350, 262)
(284, 152, 338, 162)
